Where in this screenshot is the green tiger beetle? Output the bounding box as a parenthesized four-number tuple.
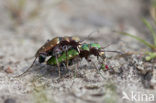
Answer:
(15, 35, 121, 77)
(16, 36, 81, 77)
(46, 43, 121, 75)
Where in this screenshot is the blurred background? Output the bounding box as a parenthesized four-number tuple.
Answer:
(1, 0, 156, 52)
(0, 0, 156, 103)
(0, 0, 155, 36)
(1, 0, 156, 61)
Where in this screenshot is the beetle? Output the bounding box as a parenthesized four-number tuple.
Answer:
(46, 43, 121, 72)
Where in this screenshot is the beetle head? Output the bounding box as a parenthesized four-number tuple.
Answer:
(99, 51, 106, 59)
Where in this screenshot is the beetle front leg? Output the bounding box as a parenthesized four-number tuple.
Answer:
(91, 61, 105, 79)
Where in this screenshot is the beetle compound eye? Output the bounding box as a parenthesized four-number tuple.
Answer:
(71, 36, 80, 42)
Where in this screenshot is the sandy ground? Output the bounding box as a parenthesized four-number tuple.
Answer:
(0, 0, 156, 103)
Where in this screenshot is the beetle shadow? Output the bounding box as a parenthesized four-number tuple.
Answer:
(32, 64, 71, 78)
(28, 60, 100, 79)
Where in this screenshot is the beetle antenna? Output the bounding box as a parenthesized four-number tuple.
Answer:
(101, 50, 123, 54)
(87, 30, 98, 40)
(101, 43, 112, 49)
(80, 30, 99, 43)
(101, 40, 122, 49)
(14, 57, 37, 78)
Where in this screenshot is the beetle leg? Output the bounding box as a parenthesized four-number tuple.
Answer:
(65, 51, 68, 69)
(56, 55, 61, 77)
(65, 46, 69, 69)
(91, 61, 105, 79)
(76, 46, 80, 53)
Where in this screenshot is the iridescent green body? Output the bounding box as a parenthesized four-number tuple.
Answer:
(47, 49, 79, 65)
(81, 43, 101, 51)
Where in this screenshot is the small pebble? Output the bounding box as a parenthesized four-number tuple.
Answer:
(5, 67, 13, 74)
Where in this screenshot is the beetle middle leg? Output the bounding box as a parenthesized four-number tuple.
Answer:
(56, 54, 61, 77)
